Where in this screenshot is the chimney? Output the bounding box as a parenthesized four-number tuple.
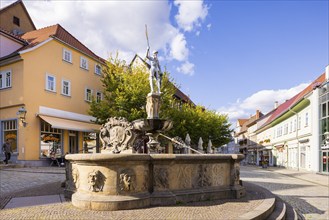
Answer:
(326, 65, 329, 81)
(274, 101, 279, 109)
(256, 110, 260, 119)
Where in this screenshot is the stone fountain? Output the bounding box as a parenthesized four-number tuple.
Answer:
(64, 46, 245, 211)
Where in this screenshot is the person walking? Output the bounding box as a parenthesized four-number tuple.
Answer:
(2, 139, 12, 165)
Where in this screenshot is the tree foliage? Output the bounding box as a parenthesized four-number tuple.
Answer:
(89, 56, 232, 148)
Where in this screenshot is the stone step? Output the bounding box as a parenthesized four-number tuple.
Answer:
(238, 182, 276, 220)
(267, 195, 303, 220)
(267, 197, 286, 220)
(239, 182, 303, 220)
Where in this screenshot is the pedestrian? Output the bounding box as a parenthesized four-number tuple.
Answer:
(2, 139, 12, 165)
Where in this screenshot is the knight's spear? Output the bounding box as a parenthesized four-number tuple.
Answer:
(145, 24, 150, 49)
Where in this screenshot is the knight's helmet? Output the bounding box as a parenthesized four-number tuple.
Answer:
(152, 50, 158, 55)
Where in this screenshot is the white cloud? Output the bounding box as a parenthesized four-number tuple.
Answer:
(174, 0, 209, 32)
(170, 33, 189, 61)
(2, 0, 209, 76)
(207, 23, 212, 31)
(177, 61, 195, 75)
(217, 83, 309, 125)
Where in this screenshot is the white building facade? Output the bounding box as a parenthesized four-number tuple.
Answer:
(239, 66, 328, 174)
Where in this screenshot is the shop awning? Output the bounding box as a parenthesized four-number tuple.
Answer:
(39, 115, 100, 132)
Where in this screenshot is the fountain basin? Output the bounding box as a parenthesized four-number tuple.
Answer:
(65, 154, 245, 211)
(132, 118, 173, 132)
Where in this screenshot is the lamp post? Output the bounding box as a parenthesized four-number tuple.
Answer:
(16, 106, 27, 127)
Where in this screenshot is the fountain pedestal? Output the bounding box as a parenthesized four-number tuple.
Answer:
(146, 93, 161, 119)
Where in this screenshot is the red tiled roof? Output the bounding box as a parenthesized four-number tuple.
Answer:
(19, 24, 104, 62)
(237, 119, 248, 126)
(262, 73, 326, 127)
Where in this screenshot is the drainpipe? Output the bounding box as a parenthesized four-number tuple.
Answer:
(288, 108, 299, 171)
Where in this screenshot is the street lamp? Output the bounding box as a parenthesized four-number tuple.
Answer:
(17, 106, 27, 126)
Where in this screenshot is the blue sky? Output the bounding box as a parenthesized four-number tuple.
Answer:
(1, 0, 328, 123)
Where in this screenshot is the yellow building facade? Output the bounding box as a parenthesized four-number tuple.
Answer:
(1, 23, 105, 166)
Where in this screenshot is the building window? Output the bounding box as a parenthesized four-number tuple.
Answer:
(83, 132, 96, 153)
(277, 126, 282, 137)
(293, 119, 296, 132)
(0, 70, 12, 89)
(80, 57, 89, 70)
(63, 48, 72, 63)
(85, 88, 93, 102)
(284, 123, 288, 135)
(61, 79, 71, 96)
(45, 73, 56, 92)
(13, 16, 20, 26)
(289, 121, 292, 133)
(95, 64, 102, 75)
(305, 112, 309, 127)
(2, 120, 18, 153)
(96, 91, 102, 103)
(40, 120, 62, 158)
(298, 116, 301, 130)
(322, 103, 327, 118)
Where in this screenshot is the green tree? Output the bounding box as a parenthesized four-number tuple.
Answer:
(89, 57, 232, 149)
(89, 56, 176, 124)
(166, 104, 232, 148)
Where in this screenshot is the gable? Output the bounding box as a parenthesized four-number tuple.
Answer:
(0, 0, 36, 34)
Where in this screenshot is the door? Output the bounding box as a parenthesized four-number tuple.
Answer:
(322, 151, 328, 173)
(69, 131, 79, 153)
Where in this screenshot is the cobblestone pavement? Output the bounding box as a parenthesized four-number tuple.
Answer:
(1, 165, 328, 219)
(0, 167, 65, 196)
(0, 166, 266, 219)
(240, 165, 329, 220)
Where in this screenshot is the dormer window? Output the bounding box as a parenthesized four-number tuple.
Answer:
(13, 16, 20, 26)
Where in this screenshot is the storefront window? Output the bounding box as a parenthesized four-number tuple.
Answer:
(322, 151, 328, 172)
(2, 120, 18, 152)
(83, 132, 96, 153)
(320, 87, 329, 173)
(40, 120, 62, 158)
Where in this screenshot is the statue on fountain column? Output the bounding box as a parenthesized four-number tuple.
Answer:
(146, 47, 162, 94)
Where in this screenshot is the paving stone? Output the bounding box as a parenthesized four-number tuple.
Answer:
(240, 165, 329, 220)
(1, 165, 328, 219)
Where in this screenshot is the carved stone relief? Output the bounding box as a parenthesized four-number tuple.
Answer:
(118, 169, 136, 192)
(65, 163, 79, 191)
(120, 173, 132, 191)
(88, 170, 106, 192)
(192, 164, 211, 188)
(72, 167, 80, 189)
(230, 162, 240, 186)
(100, 117, 136, 154)
(154, 167, 169, 189)
(177, 165, 192, 188)
(211, 164, 224, 186)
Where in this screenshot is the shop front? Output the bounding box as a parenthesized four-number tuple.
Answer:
(247, 148, 257, 165)
(259, 146, 273, 167)
(38, 115, 100, 159)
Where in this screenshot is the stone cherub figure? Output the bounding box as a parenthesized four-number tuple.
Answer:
(146, 47, 162, 94)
